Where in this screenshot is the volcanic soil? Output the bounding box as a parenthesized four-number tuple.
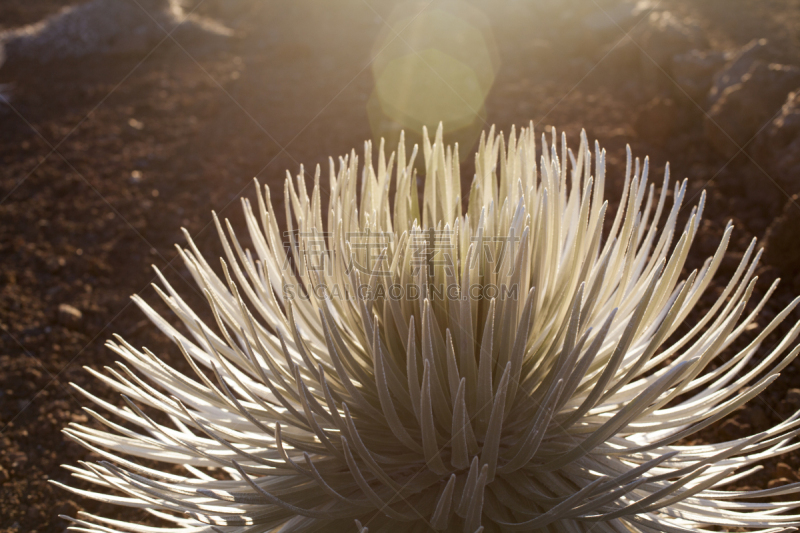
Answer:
(1, 1, 800, 531)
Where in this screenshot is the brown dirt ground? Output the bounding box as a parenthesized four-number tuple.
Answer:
(1, 1, 800, 531)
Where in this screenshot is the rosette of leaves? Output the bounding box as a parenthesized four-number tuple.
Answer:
(56, 124, 800, 532)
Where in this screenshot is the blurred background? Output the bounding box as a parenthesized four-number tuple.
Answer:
(1, 0, 800, 531)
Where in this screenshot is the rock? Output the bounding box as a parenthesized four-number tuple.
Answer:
(719, 418, 751, 440)
(754, 91, 800, 194)
(768, 91, 800, 147)
(7, 451, 27, 469)
(768, 477, 793, 489)
(786, 388, 800, 406)
(581, 0, 653, 35)
(704, 62, 800, 157)
(127, 118, 144, 131)
(776, 463, 796, 480)
(634, 11, 708, 85)
(709, 38, 771, 107)
(0, 0, 231, 67)
(762, 194, 800, 291)
(57, 303, 83, 329)
(635, 96, 678, 143)
(671, 49, 726, 101)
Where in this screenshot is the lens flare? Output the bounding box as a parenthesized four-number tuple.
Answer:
(369, 1, 499, 159)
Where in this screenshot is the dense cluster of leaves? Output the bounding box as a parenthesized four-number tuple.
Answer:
(58, 125, 800, 532)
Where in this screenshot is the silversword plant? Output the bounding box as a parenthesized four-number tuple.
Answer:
(56, 124, 800, 532)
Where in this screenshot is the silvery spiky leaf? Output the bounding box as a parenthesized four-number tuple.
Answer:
(55, 124, 800, 533)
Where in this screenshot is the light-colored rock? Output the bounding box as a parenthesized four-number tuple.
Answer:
(786, 388, 800, 406)
(770, 91, 800, 145)
(705, 62, 800, 156)
(755, 90, 800, 194)
(768, 477, 793, 489)
(581, 0, 654, 34)
(0, 0, 231, 66)
(635, 11, 707, 73)
(709, 38, 771, 107)
(671, 49, 725, 101)
(776, 463, 795, 480)
(57, 303, 83, 329)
